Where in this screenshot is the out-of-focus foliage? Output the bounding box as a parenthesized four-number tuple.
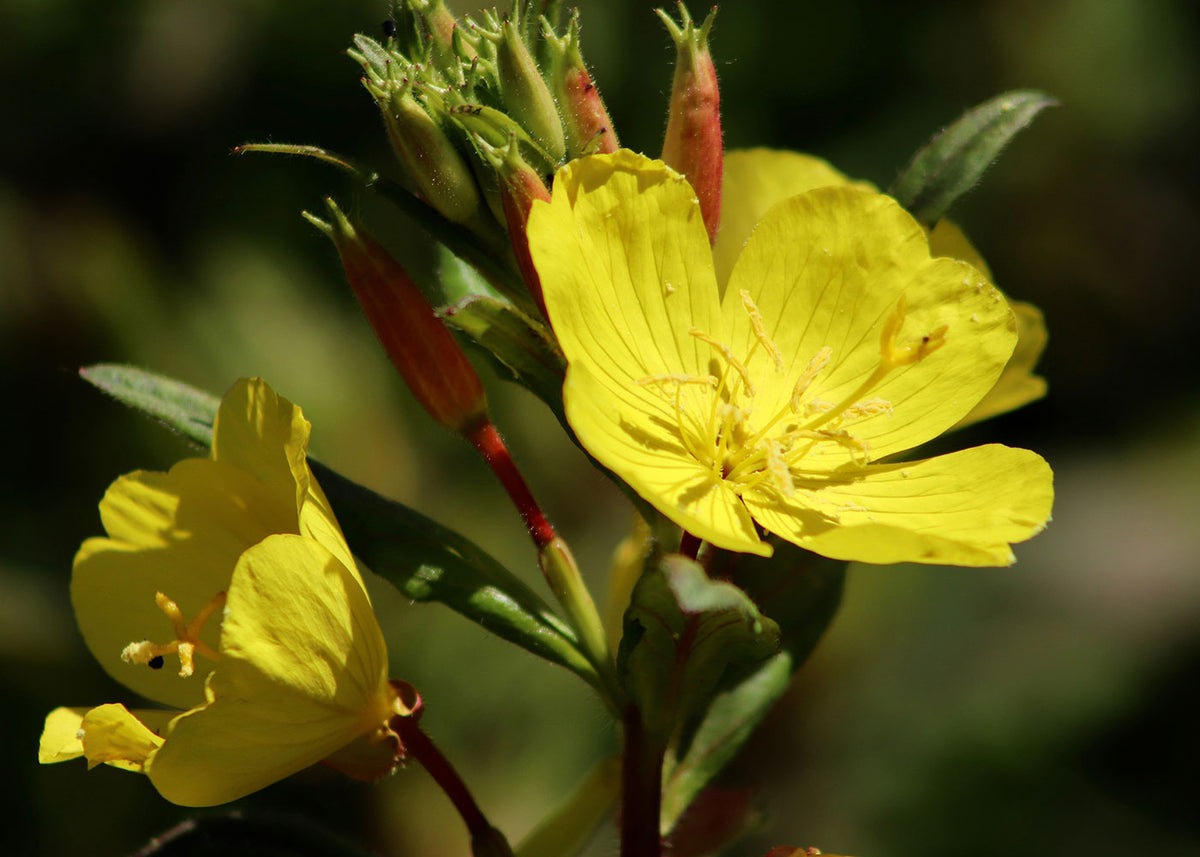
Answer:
(4, 1, 1199, 855)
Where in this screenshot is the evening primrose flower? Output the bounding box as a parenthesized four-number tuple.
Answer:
(38, 378, 407, 806)
(715, 148, 1048, 427)
(527, 151, 1052, 565)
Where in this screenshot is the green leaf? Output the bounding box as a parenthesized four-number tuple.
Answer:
(78, 365, 600, 689)
(661, 544, 846, 830)
(312, 460, 600, 687)
(618, 555, 780, 743)
(441, 294, 567, 419)
(79, 363, 219, 447)
(888, 90, 1058, 224)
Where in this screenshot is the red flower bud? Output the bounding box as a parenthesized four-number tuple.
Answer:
(658, 4, 722, 243)
(306, 199, 488, 434)
(543, 12, 619, 158)
(478, 137, 553, 318)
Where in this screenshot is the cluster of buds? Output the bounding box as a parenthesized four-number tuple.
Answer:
(347, 1, 628, 312)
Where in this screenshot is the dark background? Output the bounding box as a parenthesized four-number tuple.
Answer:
(4, 0, 1198, 854)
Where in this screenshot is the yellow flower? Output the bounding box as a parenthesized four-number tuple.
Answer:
(39, 378, 405, 806)
(716, 148, 1048, 427)
(527, 150, 1053, 565)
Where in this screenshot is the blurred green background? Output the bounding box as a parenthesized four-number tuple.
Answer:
(4, 0, 1199, 854)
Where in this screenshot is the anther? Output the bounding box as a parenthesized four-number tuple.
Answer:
(690, 328, 755, 397)
(739, 290, 784, 372)
(121, 590, 226, 678)
(879, 295, 949, 369)
(789, 347, 833, 411)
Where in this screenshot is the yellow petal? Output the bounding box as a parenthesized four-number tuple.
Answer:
(956, 301, 1049, 428)
(928, 218, 992, 278)
(725, 187, 1017, 464)
(39, 707, 89, 764)
(530, 150, 725, 388)
(78, 704, 172, 772)
(73, 459, 291, 710)
(564, 362, 770, 556)
(715, 148, 873, 288)
(743, 444, 1053, 566)
(929, 221, 1048, 427)
(147, 534, 394, 807)
(211, 378, 312, 518)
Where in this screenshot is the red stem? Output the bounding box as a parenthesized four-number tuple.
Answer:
(679, 530, 702, 561)
(621, 704, 665, 857)
(392, 716, 490, 836)
(466, 420, 557, 548)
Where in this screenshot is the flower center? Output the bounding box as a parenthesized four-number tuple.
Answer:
(121, 590, 226, 678)
(639, 292, 947, 498)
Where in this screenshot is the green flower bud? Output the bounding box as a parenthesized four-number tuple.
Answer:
(351, 39, 484, 226)
(485, 13, 566, 163)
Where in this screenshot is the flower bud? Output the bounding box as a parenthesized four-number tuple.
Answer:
(487, 14, 567, 163)
(477, 135, 553, 317)
(305, 199, 489, 434)
(351, 41, 483, 227)
(542, 12, 619, 157)
(658, 3, 722, 243)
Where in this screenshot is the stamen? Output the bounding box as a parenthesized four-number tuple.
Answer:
(766, 440, 795, 496)
(804, 398, 834, 417)
(121, 590, 226, 678)
(789, 347, 833, 411)
(879, 295, 949, 369)
(636, 374, 717, 389)
(739, 290, 784, 372)
(690, 328, 755, 397)
(844, 397, 894, 419)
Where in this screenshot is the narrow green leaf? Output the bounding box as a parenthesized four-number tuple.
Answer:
(618, 556, 780, 743)
(79, 364, 219, 446)
(661, 545, 846, 830)
(889, 89, 1058, 224)
(441, 294, 566, 419)
(78, 365, 599, 688)
(312, 461, 599, 686)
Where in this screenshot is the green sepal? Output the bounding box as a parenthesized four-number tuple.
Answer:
(77, 364, 600, 688)
(441, 294, 566, 420)
(888, 89, 1059, 224)
(617, 555, 780, 743)
(436, 243, 508, 304)
(660, 543, 846, 831)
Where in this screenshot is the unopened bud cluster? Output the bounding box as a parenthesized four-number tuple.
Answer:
(349, 3, 619, 248)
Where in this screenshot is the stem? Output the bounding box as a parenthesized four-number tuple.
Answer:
(620, 705, 665, 857)
(392, 716, 492, 835)
(467, 420, 557, 548)
(466, 419, 617, 701)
